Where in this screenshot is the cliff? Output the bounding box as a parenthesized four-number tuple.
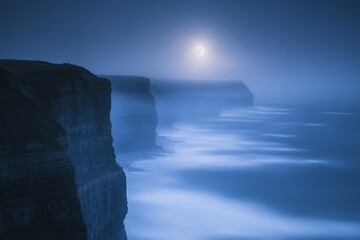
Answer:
(151, 79, 254, 124)
(103, 75, 252, 148)
(104, 75, 157, 153)
(0, 60, 127, 240)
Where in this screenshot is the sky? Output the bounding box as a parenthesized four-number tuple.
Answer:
(1, 0, 359, 103)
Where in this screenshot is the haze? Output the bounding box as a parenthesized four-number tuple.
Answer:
(1, 0, 359, 103)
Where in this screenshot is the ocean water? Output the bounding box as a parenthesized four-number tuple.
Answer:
(116, 104, 360, 240)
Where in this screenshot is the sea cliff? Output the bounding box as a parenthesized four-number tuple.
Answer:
(0, 60, 127, 240)
(105, 75, 158, 153)
(151, 79, 254, 124)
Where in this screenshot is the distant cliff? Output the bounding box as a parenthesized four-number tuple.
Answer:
(0, 60, 127, 240)
(103, 76, 252, 145)
(151, 79, 254, 124)
(104, 75, 158, 153)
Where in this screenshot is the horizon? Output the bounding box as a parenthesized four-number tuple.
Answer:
(1, 0, 359, 102)
(1, 2, 360, 240)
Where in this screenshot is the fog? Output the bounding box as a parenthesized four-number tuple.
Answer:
(1, 1, 360, 240)
(119, 106, 360, 240)
(1, 0, 359, 103)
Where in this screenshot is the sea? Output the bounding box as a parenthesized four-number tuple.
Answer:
(116, 104, 360, 240)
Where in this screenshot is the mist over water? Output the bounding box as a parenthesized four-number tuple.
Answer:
(1, 1, 360, 239)
(2, 1, 360, 104)
(116, 104, 360, 240)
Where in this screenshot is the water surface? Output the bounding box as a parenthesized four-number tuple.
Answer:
(117, 105, 360, 240)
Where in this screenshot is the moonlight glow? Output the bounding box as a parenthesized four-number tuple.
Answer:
(194, 45, 205, 57)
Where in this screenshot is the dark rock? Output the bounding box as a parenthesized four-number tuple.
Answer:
(151, 78, 254, 125)
(0, 60, 127, 240)
(0, 67, 87, 240)
(104, 75, 158, 153)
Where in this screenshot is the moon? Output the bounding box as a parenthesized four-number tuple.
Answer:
(194, 45, 205, 57)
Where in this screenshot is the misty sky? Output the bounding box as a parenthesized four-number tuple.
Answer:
(1, 0, 359, 103)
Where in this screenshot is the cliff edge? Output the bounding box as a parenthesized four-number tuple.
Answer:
(0, 60, 127, 240)
(151, 79, 254, 124)
(105, 75, 158, 153)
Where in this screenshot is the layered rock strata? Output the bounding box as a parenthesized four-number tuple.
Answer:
(151, 79, 254, 125)
(105, 75, 157, 153)
(0, 60, 127, 240)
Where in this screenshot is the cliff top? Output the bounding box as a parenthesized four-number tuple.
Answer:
(0, 59, 93, 77)
(103, 75, 151, 95)
(0, 60, 111, 146)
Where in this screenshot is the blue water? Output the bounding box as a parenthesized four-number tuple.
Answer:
(117, 105, 360, 240)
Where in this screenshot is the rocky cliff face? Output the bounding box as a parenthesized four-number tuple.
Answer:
(151, 79, 254, 125)
(0, 60, 127, 240)
(0, 67, 87, 239)
(104, 75, 157, 153)
(103, 75, 252, 150)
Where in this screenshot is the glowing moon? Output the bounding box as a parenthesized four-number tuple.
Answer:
(194, 45, 205, 57)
